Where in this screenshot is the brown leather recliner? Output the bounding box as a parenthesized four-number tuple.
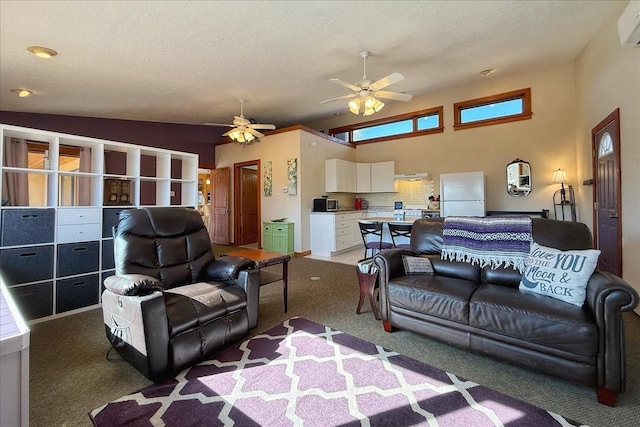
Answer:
(375, 218, 639, 406)
(101, 207, 260, 380)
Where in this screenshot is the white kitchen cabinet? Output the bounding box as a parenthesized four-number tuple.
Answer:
(370, 161, 396, 192)
(310, 212, 363, 256)
(355, 161, 395, 193)
(325, 159, 356, 193)
(356, 163, 371, 193)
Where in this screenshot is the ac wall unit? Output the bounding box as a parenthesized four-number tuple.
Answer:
(618, 0, 640, 46)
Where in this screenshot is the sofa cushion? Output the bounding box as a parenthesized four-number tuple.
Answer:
(164, 282, 247, 336)
(410, 218, 445, 254)
(519, 243, 600, 306)
(470, 284, 598, 357)
(387, 275, 480, 324)
(481, 266, 523, 289)
(428, 256, 481, 282)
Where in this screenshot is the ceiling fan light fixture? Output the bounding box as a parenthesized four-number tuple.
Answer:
(348, 98, 361, 115)
(372, 97, 385, 112)
(27, 46, 58, 58)
(10, 89, 33, 97)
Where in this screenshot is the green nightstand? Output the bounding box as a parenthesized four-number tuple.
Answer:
(262, 221, 294, 255)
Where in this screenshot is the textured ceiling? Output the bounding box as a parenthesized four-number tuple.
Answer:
(0, 1, 624, 132)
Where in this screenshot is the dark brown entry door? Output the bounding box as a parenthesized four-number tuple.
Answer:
(592, 109, 622, 276)
(211, 168, 230, 245)
(238, 167, 259, 245)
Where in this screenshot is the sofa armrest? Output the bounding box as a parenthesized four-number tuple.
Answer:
(374, 249, 413, 321)
(585, 270, 639, 314)
(201, 256, 255, 281)
(584, 270, 639, 393)
(101, 288, 170, 380)
(104, 274, 161, 296)
(215, 269, 261, 329)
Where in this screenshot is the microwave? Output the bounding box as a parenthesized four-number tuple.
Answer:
(313, 198, 338, 212)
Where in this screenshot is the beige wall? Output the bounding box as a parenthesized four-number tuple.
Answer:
(215, 129, 352, 252)
(574, 7, 640, 306)
(308, 62, 578, 217)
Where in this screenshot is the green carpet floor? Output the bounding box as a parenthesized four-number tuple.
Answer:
(28, 254, 640, 426)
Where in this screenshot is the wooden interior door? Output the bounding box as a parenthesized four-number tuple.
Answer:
(211, 167, 230, 245)
(592, 109, 622, 276)
(233, 161, 260, 246)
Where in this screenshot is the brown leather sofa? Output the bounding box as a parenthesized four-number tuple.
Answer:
(101, 207, 260, 380)
(374, 218, 638, 406)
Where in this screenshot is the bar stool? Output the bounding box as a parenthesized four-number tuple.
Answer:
(388, 222, 413, 250)
(358, 221, 393, 259)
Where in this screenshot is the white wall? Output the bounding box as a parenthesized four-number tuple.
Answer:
(574, 4, 640, 308)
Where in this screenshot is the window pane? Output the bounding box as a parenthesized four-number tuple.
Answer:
(417, 114, 439, 130)
(353, 119, 412, 142)
(333, 131, 349, 142)
(461, 99, 523, 123)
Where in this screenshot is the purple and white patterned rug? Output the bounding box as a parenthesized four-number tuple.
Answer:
(90, 317, 586, 426)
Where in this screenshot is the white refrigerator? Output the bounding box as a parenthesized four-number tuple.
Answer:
(439, 172, 486, 217)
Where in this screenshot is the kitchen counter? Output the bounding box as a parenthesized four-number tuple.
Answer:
(363, 216, 419, 224)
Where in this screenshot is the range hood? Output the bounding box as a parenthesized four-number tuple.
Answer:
(394, 172, 430, 181)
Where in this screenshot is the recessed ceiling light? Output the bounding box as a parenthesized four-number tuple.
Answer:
(480, 68, 496, 76)
(27, 46, 58, 58)
(10, 89, 33, 97)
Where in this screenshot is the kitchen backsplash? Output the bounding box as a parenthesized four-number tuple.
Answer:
(330, 180, 436, 209)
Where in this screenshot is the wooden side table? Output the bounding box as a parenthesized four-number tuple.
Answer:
(355, 261, 380, 320)
(221, 248, 291, 312)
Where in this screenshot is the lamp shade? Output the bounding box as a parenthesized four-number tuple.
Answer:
(348, 98, 361, 115)
(551, 169, 568, 184)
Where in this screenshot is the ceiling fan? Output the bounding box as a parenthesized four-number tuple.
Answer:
(205, 99, 275, 144)
(321, 51, 413, 116)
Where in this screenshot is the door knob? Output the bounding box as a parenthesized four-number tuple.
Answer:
(609, 213, 618, 218)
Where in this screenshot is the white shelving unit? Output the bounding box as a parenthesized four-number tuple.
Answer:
(0, 124, 198, 323)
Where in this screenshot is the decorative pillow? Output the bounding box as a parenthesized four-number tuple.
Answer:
(104, 274, 161, 296)
(402, 255, 435, 275)
(519, 242, 600, 306)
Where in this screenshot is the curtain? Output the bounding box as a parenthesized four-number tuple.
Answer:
(78, 147, 92, 205)
(2, 137, 29, 206)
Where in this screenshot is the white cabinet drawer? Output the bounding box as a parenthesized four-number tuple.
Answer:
(335, 235, 351, 251)
(57, 208, 101, 225)
(57, 224, 101, 243)
(334, 227, 350, 237)
(335, 220, 350, 229)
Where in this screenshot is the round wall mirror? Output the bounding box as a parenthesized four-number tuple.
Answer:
(506, 158, 531, 197)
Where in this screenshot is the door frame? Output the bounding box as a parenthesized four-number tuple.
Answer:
(591, 108, 622, 274)
(233, 160, 261, 247)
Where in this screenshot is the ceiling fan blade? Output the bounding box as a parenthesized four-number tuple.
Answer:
(369, 72, 405, 91)
(329, 78, 361, 92)
(205, 123, 234, 127)
(222, 128, 237, 136)
(249, 124, 276, 130)
(320, 93, 358, 104)
(373, 90, 413, 102)
(246, 128, 264, 138)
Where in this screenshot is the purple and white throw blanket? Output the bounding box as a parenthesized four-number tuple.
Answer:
(442, 216, 532, 272)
